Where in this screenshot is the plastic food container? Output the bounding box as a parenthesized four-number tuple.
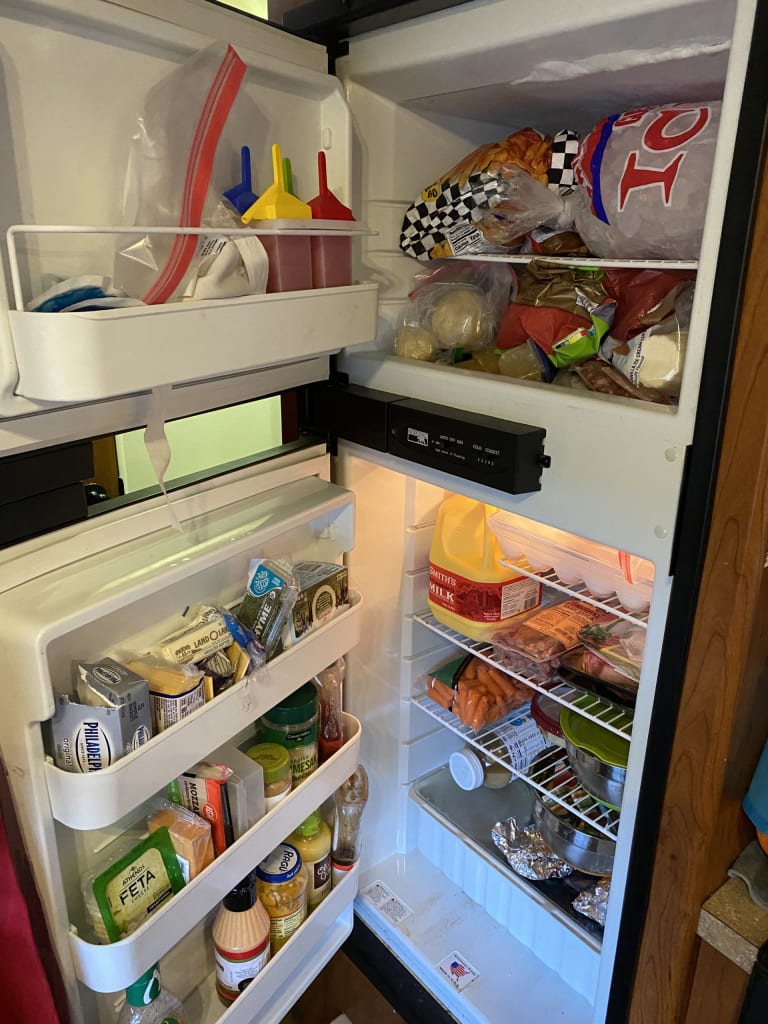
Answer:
(208, 741, 266, 836)
(258, 235, 312, 293)
(261, 683, 319, 787)
(311, 234, 352, 288)
(245, 742, 292, 810)
(448, 747, 513, 790)
(530, 693, 566, 748)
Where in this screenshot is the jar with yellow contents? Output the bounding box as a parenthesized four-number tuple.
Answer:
(255, 843, 307, 952)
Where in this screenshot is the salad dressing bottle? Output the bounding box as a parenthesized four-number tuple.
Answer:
(212, 872, 271, 1006)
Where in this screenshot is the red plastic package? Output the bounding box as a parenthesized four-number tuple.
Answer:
(602, 268, 696, 341)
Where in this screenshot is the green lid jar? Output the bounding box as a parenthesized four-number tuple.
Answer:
(261, 683, 318, 787)
(246, 742, 292, 810)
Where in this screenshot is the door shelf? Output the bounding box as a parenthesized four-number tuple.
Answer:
(413, 610, 633, 740)
(9, 284, 378, 403)
(45, 597, 363, 831)
(450, 254, 698, 271)
(184, 863, 358, 1024)
(69, 715, 361, 993)
(500, 560, 650, 627)
(413, 695, 620, 840)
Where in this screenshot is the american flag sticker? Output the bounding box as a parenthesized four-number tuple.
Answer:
(436, 951, 479, 992)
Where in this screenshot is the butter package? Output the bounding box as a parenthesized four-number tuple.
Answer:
(91, 827, 186, 942)
(286, 561, 349, 647)
(51, 689, 151, 774)
(126, 656, 205, 733)
(150, 605, 233, 665)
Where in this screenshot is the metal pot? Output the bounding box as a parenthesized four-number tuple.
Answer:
(564, 735, 626, 810)
(534, 798, 615, 877)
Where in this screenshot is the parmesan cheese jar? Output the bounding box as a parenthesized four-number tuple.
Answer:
(212, 872, 271, 1007)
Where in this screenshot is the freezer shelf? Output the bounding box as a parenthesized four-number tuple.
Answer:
(413, 610, 634, 740)
(414, 695, 619, 840)
(500, 560, 650, 627)
(45, 597, 362, 830)
(184, 864, 358, 1024)
(9, 284, 378, 403)
(69, 714, 361, 993)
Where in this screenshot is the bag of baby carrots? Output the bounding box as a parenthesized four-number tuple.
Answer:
(425, 654, 529, 731)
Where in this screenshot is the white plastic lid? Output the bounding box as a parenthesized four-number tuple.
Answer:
(449, 748, 485, 790)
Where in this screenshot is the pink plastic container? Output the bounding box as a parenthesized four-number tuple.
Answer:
(259, 235, 312, 293)
(311, 234, 352, 288)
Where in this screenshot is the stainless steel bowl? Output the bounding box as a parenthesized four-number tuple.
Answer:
(534, 798, 615, 876)
(564, 736, 626, 810)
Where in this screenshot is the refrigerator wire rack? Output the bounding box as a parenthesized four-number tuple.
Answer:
(413, 694, 620, 840)
(414, 610, 634, 740)
(499, 559, 650, 628)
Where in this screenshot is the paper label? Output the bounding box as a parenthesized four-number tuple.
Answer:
(103, 848, 173, 934)
(308, 853, 332, 907)
(215, 936, 269, 995)
(522, 600, 608, 649)
(270, 906, 306, 951)
(150, 681, 205, 731)
(429, 563, 539, 623)
(362, 880, 413, 925)
(436, 951, 479, 992)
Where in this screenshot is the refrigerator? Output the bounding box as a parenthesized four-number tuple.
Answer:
(0, 0, 764, 1022)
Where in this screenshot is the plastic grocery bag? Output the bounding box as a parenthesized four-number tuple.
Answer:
(114, 42, 268, 304)
(572, 102, 720, 259)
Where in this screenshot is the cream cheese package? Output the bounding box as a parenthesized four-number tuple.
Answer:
(52, 659, 153, 774)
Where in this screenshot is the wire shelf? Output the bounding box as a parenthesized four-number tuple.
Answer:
(414, 610, 633, 740)
(413, 694, 620, 840)
(500, 559, 650, 628)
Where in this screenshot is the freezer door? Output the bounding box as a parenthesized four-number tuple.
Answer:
(0, 0, 377, 454)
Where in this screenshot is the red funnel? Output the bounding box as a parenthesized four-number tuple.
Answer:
(308, 152, 355, 221)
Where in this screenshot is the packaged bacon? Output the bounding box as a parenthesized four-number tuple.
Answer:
(425, 654, 529, 730)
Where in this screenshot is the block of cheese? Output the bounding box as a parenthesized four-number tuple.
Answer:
(148, 802, 215, 882)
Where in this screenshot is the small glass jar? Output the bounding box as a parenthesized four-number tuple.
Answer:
(245, 742, 292, 811)
(261, 683, 319, 787)
(255, 843, 307, 952)
(449, 747, 513, 791)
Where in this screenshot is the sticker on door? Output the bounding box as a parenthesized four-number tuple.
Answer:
(436, 951, 479, 992)
(361, 880, 413, 926)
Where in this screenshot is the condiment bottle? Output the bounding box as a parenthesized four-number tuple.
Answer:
(286, 810, 332, 911)
(212, 872, 271, 1007)
(331, 764, 369, 886)
(245, 742, 292, 811)
(255, 843, 308, 952)
(261, 683, 319, 787)
(117, 964, 187, 1024)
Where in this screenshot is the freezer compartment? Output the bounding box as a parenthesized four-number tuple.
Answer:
(68, 713, 361, 992)
(8, 284, 378, 404)
(44, 596, 362, 830)
(182, 863, 359, 1024)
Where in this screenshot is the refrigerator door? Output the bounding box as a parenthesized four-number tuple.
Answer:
(0, 0, 377, 454)
(0, 445, 364, 1024)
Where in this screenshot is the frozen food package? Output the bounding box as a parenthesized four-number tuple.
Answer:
(425, 654, 529, 730)
(579, 618, 646, 685)
(394, 261, 515, 361)
(496, 261, 616, 369)
(400, 128, 579, 261)
(493, 600, 613, 666)
(236, 558, 298, 660)
(114, 42, 269, 304)
(491, 817, 573, 880)
(147, 800, 215, 882)
(125, 656, 205, 733)
(572, 102, 720, 259)
(573, 359, 670, 403)
(602, 268, 696, 342)
(601, 283, 694, 399)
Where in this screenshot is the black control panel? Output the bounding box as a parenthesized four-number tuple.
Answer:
(301, 383, 550, 495)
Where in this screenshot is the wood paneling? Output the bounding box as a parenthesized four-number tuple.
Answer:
(281, 950, 406, 1024)
(683, 942, 749, 1024)
(629, 151, 768, 1020)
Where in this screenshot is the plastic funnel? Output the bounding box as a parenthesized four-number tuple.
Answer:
(308, 151, 355, 221)
(224, 146, 259, 215)
(241, 144, 311, 222)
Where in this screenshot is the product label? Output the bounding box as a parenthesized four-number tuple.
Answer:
(429, 563, 540, 623)
(73, 720, 114, 772)
(104, 848, 173, 933)
(362, 880, 413, 926)
(492, 714, 549, 771)
(523, 600, 608, 650)
(215, 936, 269, 996)
(309, 853, 332, 907)
(150, 681, 205, 731)
(130, 725, 151, 750)
(288, 742, 318, 785)
(436, 951, 479, 992)
(270, 906, 306, 951)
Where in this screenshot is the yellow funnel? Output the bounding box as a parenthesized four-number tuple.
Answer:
(241, 144, 311, 222)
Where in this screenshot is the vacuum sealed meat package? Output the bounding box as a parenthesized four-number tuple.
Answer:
(572, 102, 720, 259)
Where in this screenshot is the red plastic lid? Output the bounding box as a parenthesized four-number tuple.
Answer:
(308, 151, 355, 221)
(531, 693, 564, 738)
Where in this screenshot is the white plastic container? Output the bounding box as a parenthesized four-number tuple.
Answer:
(208, 742, 266, 839)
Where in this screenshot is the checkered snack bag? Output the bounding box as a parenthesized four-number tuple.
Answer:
(400, 128, 580, 261)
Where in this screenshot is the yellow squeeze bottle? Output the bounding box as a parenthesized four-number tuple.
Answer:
(428, 495, 541, 642)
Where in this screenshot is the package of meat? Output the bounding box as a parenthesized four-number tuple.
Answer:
(493, 600, 612, 667)
(578, 618, 646, 685)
